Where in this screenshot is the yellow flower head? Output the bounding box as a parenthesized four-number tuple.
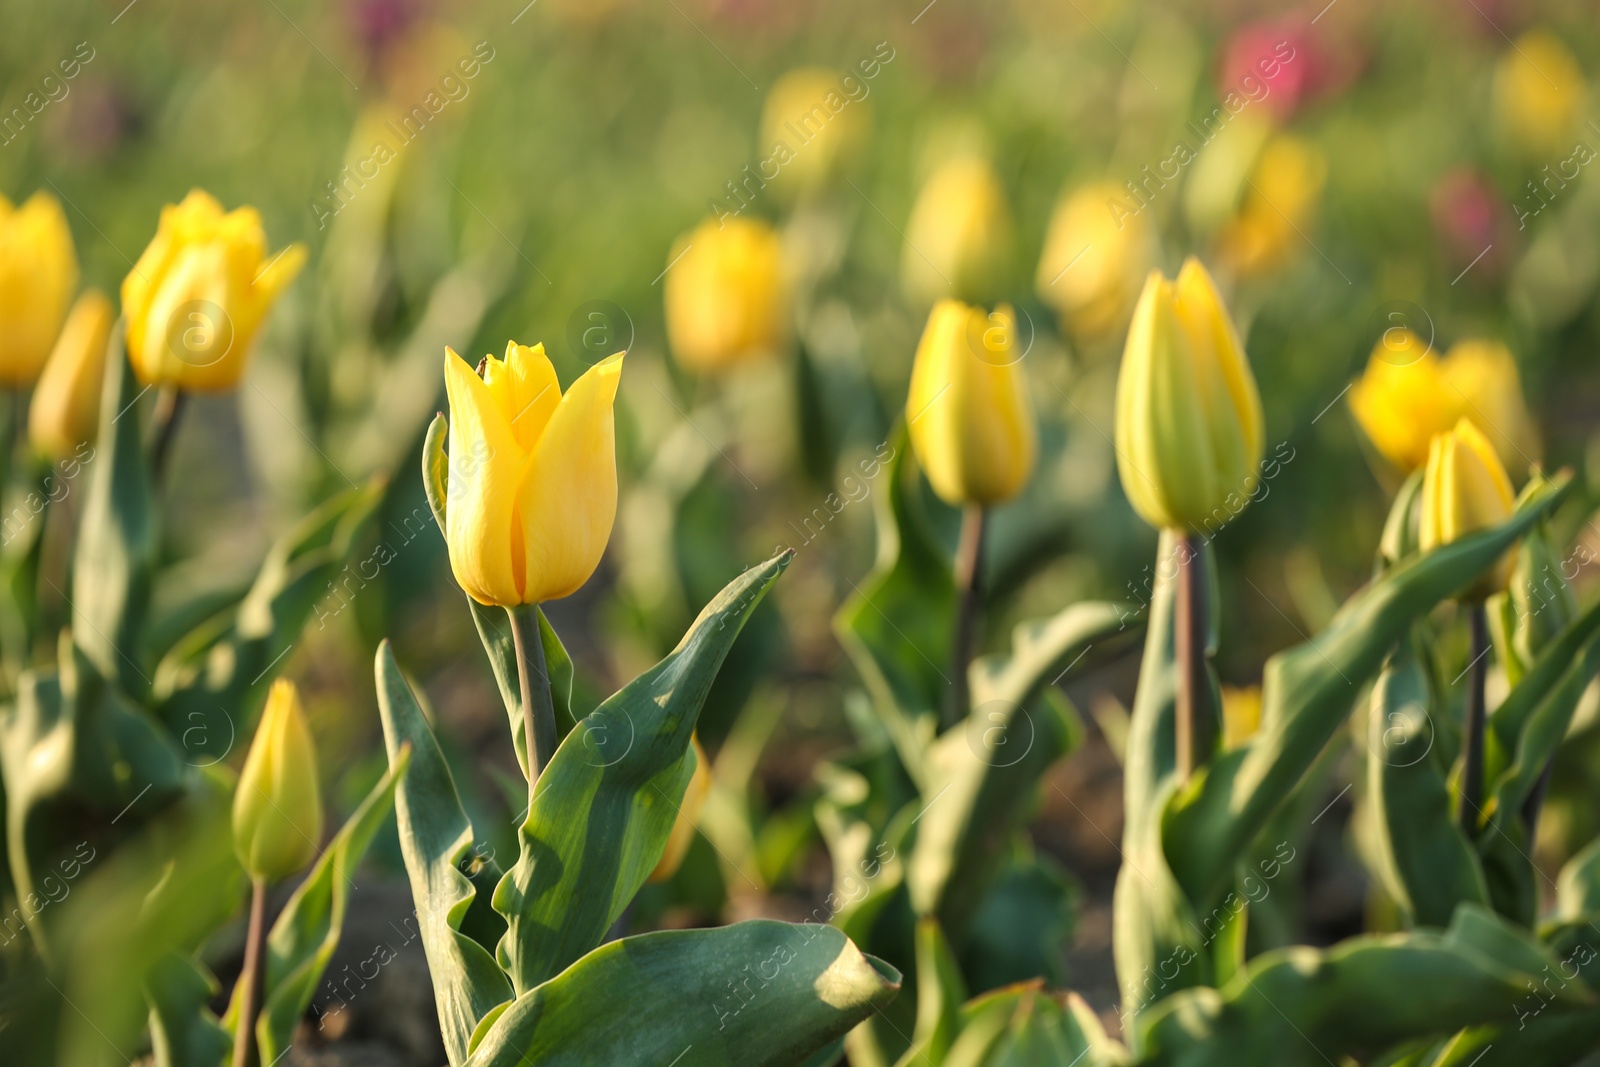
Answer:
(760, 67, 868, 196)
(902, 155, 1011, 306)
(30, 289, 113, 460)
(1420, 418, 1517, 598)
(1494, 30, 1584, 158)
(664, 217, 786, 373)
(1115, 258, 1264, 532)
(1217, 134, 1326, 278)
(906, 300, 1036, 507)
(443, 341, 623, 607)
(648, 734, 711, 884)
(122, 190, 307, 391)
(1035, 181, 1154, 341)
(233, 679, 322, 884)
(0, 191, 78, 386)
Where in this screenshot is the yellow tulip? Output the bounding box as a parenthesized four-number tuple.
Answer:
(664, 218, 786, 373)
(1494, 30, 1583, 158)
(1420, 418, 1517, 598)
(1349, 331, 1536, 474)
(902, 155, 1011, 305)
(29, 289, 112, 460)
(1114, 258, 1264, 532)
(1035, 181, 1154, 341)
(760, 67, 868, 196)
(0, 191, 78, 386)
(233, 680, 322, 884)
(443, 341, 623, 607)
(122, 190, 307, 392)
(1217, 134, 1326, 278)
(906, 300, 1036, 506)
(648, 735, 711, 884)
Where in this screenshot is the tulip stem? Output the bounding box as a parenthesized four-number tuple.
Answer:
(1459, 603, 1490, 835)
(1175, 534, 1215, 781)
(946, 505, 988, 729)
(232, 876, 268, 1067)
(508, 604, 557, 785)
(149, 385, 186, 484)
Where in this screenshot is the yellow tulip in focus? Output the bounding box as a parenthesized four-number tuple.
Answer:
(29, 289, 112, 460)
(443, 341, 624, 607)
(122, 190, 307, 392)
(1494, 30, 1583, 158)
(1349, 331, 1536, 474)
(1420, 418, 1517, 599)
(648, 735, 711, 884)
(760, 68, 867, 196)
(233, 680, 323, 884)
(906, 300, 1036, 507)
(1035, 181, 1154, 341)
(664, 218, 786, 373)
(1216, 134, 1326, 278)
(1114, 258, 1264, 532)
(0, 191, 78, 386)
(902, 155, 1011, 305)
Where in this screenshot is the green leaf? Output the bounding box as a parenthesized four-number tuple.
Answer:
(493, 551, 791, 993)
(462, 921, 901, 1067)
(375, 640, 514, 1065)
(0, 455, 58, 668)
(1423, 1014, 1600, 1067)
(895, 918, 967, 1067)
(145, 951, 230, 1067)
(246, 747, 409, 1067)
(959, 851, 1077, 993)
(932, 983, 1123, 1067)
(1556, 834, 1600, 920)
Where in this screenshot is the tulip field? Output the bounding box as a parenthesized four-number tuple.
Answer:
(7, 1, 1600, 1065)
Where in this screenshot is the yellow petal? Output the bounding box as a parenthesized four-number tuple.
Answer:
(0, 192, 78, 385)
(444, 347, 531, 606)
(1420, 418, 1517, 597)
(233, 679, 322, 883)
(30, 289, 113, 460)
(486, 341, 562, 452)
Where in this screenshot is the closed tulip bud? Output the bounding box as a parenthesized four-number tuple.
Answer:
(902, 155, 1011, 305)
(664, 218, 786, 373)
(1217, 134, 1326, 278)
(233, 680, 322, 884)
(648, 735, 711, 884)
(1420, 418, 1517, 599)
(1114, 258, 1264, 532)
(443, 341, 623, 607)
(122, 190, 307, 392)
(29, 289, 112, 460)
(906, 300, 1036, 507)
(1035, 181, 1154, 341)
(1494, 30, 1583, 159)
(760, 68, 868, 197)
(0, 191, 79, 386)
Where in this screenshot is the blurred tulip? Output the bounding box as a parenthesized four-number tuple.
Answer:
(1349, 331, 1535, 474)
(123, 190, 307, 391)
(664, 217, 786, 373)
(760, 67, 868, 197)
(1217, 134, 1326, 278)
(1035, 181, 1154, 341)
(1219, 22, 1311, 121)
(1494, 29, 1583, 158)
(29, 289, 112, 460)
(1430, 169, 1509, 276)
(0, 191, 78, 387)
(648, 735, 711, 884)
(906, 300, 1036, 506)
(233, 679, 322, 884)
(902, 155, 1011, 305)
(1221, 685, 1262, 749)
(1115, 258, 1264, 532)
(443, 341, 623, 607)
(1420, 418, 1517, 598)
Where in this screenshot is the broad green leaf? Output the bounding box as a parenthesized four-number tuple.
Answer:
(376, 640, 514, 1065)
(73, 328, 157, 696)
(1424, 1014, 1600, 1067)
(462, 921, 901, 1067)
(493, 551, 791, 993)
(894, 918, 967, 1067)
(145, 951, 229, 1067)
(1164, 477, 1569, 907)
(243, 748, 409, 1066)
(1556, 835, 1600, 920)
(0, 456, 57, 669)
(1365, 645, 1488, 927)
(934, 983, 1122, 1067)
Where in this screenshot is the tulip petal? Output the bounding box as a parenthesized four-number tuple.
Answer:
(486, 341, 562, 453)
(444, 348, 532, 606)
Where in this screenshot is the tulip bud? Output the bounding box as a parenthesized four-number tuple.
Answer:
(443, 341, 623, 607)
(1035, 181, 1154, 341)
(906, 300, 1036, 507)
(760, 68, 868, 197)
(1114, 258, 1264, 532)
(233, 680, 323, 884)
(664, 218, 786, 373)
(30, 289, 112, 460)
(1217, 134, 1326, 278)
(0, 191, 79, 386)
(902, 155, 1011, 306)
(122, 190, 307, 392)
(648, 735, 711, 884)
(1494, 29, 1582, 159)
(1419, 418, 1517, 599)
(1221, 685, 1262, 750)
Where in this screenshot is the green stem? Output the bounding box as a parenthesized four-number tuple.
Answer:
(508, 603, 557, 786)
(148, 385, 185, 485)
(231, 877, 268, 1067)
(946, 505, 987, 729)
(1459, 603, 1489, 835)
(1175, 533, 1214, 781)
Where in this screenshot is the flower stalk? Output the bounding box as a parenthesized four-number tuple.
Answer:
(231, 876, 268, 1067)
(149, 384, 185, 484)
(946, 504, 987, 728)
(1175, 535, 1215, 780)
(1459, 603, 1489, 834)
(508, 603, 557, 784)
